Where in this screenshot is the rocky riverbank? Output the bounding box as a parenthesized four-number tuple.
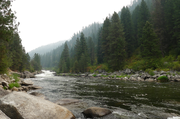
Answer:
(0, 70, 42, 92)
(55, 69, 180, 82)
(0, 70, 114, 119)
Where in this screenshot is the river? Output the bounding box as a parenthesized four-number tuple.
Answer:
(30, 70, 180, 119)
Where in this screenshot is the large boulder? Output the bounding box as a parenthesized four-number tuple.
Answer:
(0, 88, 9, 98)
(0, 92, 75, 119)
(21, 79, 33, 86)
(82, 107, 112, 118)
(21, 71, 35, 78)
(0, 110, 10, 119)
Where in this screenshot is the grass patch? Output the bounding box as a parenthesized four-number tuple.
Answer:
(93, 74, 97, 77)
(101, 75, 108, 77)
(157, 76, 169, 82)
(12, 73, 20, 82)
(116, 74, 131, 78)
(8, 82, 20, 89)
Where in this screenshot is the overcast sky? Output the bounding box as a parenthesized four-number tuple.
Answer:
(12, 0, 132, 52)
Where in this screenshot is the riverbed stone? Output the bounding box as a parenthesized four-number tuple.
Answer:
(1, 81, 8, 88)
(21, 79, 33, 86)
(0, 92, 75, 119)
(11, 87, 18, 91)
(82, 107, 112, 118)
(137, 77, 144, 81)
(145, 78, 154, 82)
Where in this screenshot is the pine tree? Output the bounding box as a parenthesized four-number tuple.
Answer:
(0, 0, 18, 73)
(59, 42, 70, 73)
(152, 0, 167, 56)
(97, 28, 103, 64)
(87, 37, 95, 65)
(31, 53, 42, 71)
(138, 0, 150, 46)
(172, 0, 180, 55)
(132, 5, 140, 49)
(141, 21, 161, 69)
(108, 12, 126, 71)
(101, 17, 111, 63)
(121, 6, 134, 58)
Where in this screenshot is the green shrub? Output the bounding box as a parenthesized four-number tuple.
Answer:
(177, 55, 180, 63)
(145, 69, 155, 76)
(12, 73, 20, 82)
(93, 74, 97, 77)
(3, 87, 7, 90)
(101, 64, 109, 71)
(9, 82, 20, 89)
(157, 76, 169, 82)
(173, 62, 180, 71)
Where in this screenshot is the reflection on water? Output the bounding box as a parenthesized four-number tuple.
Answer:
(30, 71, 180, 118)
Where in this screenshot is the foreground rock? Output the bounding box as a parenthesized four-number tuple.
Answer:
(82, 107, 112, 118)
(0, 110, 10, 119)
(0, 88, 9, 98)
(0, 92, 75, 119)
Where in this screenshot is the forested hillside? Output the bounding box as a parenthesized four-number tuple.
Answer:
(41, 22, 102, 68)
(28, 40, 66, 58)
(41, 0, 180, 73)
(0, 0, 41, 74)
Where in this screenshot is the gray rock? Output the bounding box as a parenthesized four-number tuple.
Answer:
(160, 71, 166, 75)
(137, 77, 144, 81)
(2, 81, 8, 88)
(0, 110, 10, 119)
(82, 107, 112, 118)
(88, 74, 94, 77)
(124, 69, 131, 74)
(11, 87, 18, 91)
(0, 88, 9, 98)
(0, 92, 75, 119)
(21, 79, 33, 86)
(145, 78, 154, 82)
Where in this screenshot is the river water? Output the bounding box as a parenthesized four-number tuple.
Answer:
(30, 70, 180, 119)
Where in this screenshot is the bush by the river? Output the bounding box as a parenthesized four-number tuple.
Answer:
(157, 76, 169, 82)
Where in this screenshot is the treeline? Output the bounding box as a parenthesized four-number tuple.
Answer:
(43, 0, 180, 72)
(0, 0, 41, 74)
(41, 22, 102, 68)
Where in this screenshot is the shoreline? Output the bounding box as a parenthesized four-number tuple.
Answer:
(54, 69, 180, 82)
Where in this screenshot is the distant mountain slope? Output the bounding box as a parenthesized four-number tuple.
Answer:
(28, 40, 66, 58)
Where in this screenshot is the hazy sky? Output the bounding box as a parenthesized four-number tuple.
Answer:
(12, 0, 132, 52)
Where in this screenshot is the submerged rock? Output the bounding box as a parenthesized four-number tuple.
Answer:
(0, 92, 75, 119)
(82, 107, 112, 118)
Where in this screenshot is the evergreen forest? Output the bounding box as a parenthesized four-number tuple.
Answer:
(41, 0, 180, 73)
(0, 0, 41, 74)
